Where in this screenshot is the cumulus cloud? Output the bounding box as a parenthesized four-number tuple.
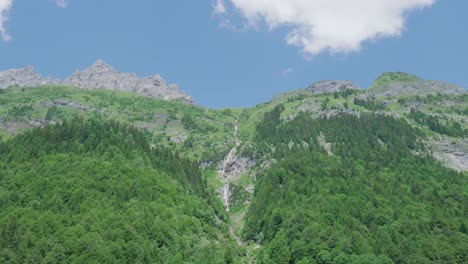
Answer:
(216, 0, 435, 56)
(0, 0, 12, 41)
(55, 0, 69, 8)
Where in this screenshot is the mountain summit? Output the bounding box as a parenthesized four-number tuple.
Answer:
(369, 72, 465, 96)
(306, 80, 362, 94)
(0, 60, 193, 103)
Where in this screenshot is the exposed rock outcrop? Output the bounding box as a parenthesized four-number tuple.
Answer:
(0, 66, 59, 88)
(306, 80, 362, 94)
(369, 72, 466, 97)
(0, 60, 193, 103)
(430, 138, 468, 172)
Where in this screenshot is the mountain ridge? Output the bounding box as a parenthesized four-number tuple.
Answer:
(306, 80, 363, 94)
(0, 60, 193, 103)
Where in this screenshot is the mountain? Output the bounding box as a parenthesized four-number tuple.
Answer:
(0, 119, 241, 263)
(0, 66, 59, 88)
(0, 60, 193, 103)
(369, 72, 466, 96)
(306, 80, 362, 94)
(0, 72, 466, 263)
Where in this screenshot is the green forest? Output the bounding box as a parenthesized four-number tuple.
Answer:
(243, 106, 467, 263)
(0, 118, 242, 263)
(0, 84, 466, 263)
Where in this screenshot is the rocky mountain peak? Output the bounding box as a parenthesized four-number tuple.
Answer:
(20, 65, 36, 73)
(0, 60, 193, 103)
(1, 65, 35, 76)
(306, 80, 362, 94)
(0, 65, 49, 88)
(87, 59, 116, 73)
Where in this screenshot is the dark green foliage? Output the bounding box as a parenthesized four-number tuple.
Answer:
(45, 105, 65, 121)
(354, 96, 386, 111)
(6, 105, 34, 120)
(181, 113, 197, 130)
(336, 89, 362, 98)
(222, 109, 232, 116)
(408, 109, 467, 137)
(397, 94, 468, 116)
(255, 104, 285, 144)
(321, 97, 330, 111)
(398, 94, 466, 106)
(228, 184, 250, 212)
(244, 109, 468, 263)
(287, 94, 308, 103)
(343, 101, 349, 109)
(0, 118, 241, 263)
(2, 118, 206, 195)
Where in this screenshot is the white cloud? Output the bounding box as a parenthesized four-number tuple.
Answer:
(213, 0, 226, 15)
(55, 0, 69, 8)
(217, 0, 435, 56)
(0, 0, 12, 42)
(282, 67, 294, 76)
(0, 0, 69, 41)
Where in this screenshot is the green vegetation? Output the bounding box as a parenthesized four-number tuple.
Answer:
(370, 72, 421, 91)
(0, 118, 242, 263)
(0, 85, 237, 163)
(243, 106, 468, 263)
(408, 109, 467, 138)
(353, 96, 386, 111)
(397, 94, 468, 116)
(0, 83, 466, 263)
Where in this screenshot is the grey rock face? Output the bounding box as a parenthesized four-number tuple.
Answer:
(217, 156, 255, 180)
(0, 66, 59, 88)
(430, 138, 468, 172)
(306, 80, 362, 94)
(0, 60, 193, 103)
(373, 81, 465, 97)
(52, 99, 90, 111)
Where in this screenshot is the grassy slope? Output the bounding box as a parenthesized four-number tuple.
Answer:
(1, 85, 466, 184)
(0, 86, 237, 163)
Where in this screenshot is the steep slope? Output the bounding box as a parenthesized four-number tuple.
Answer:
(0, 61, 192, 103)
(0, 72, 466, 263)
(0, 85, 236, 164)
(0, 118, 242, 263)
(241, 106, 467, 263)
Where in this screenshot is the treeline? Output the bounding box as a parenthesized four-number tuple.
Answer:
(353, 96, 386, 111)
(1, 118, 205, 195)
(408, 109, 466, 138)
(0, 118, 242, 263)
(333, 89, 362, 99)
(244, 106, 467, 263)
(398, 93, 467, 106)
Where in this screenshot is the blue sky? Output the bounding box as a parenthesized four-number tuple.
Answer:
(0, 0, 466, 108)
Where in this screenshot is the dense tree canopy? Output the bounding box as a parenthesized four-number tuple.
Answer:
(0, 85, 466, 263)
(244, 107, 468, 263)
(0, 118, 242, 263)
